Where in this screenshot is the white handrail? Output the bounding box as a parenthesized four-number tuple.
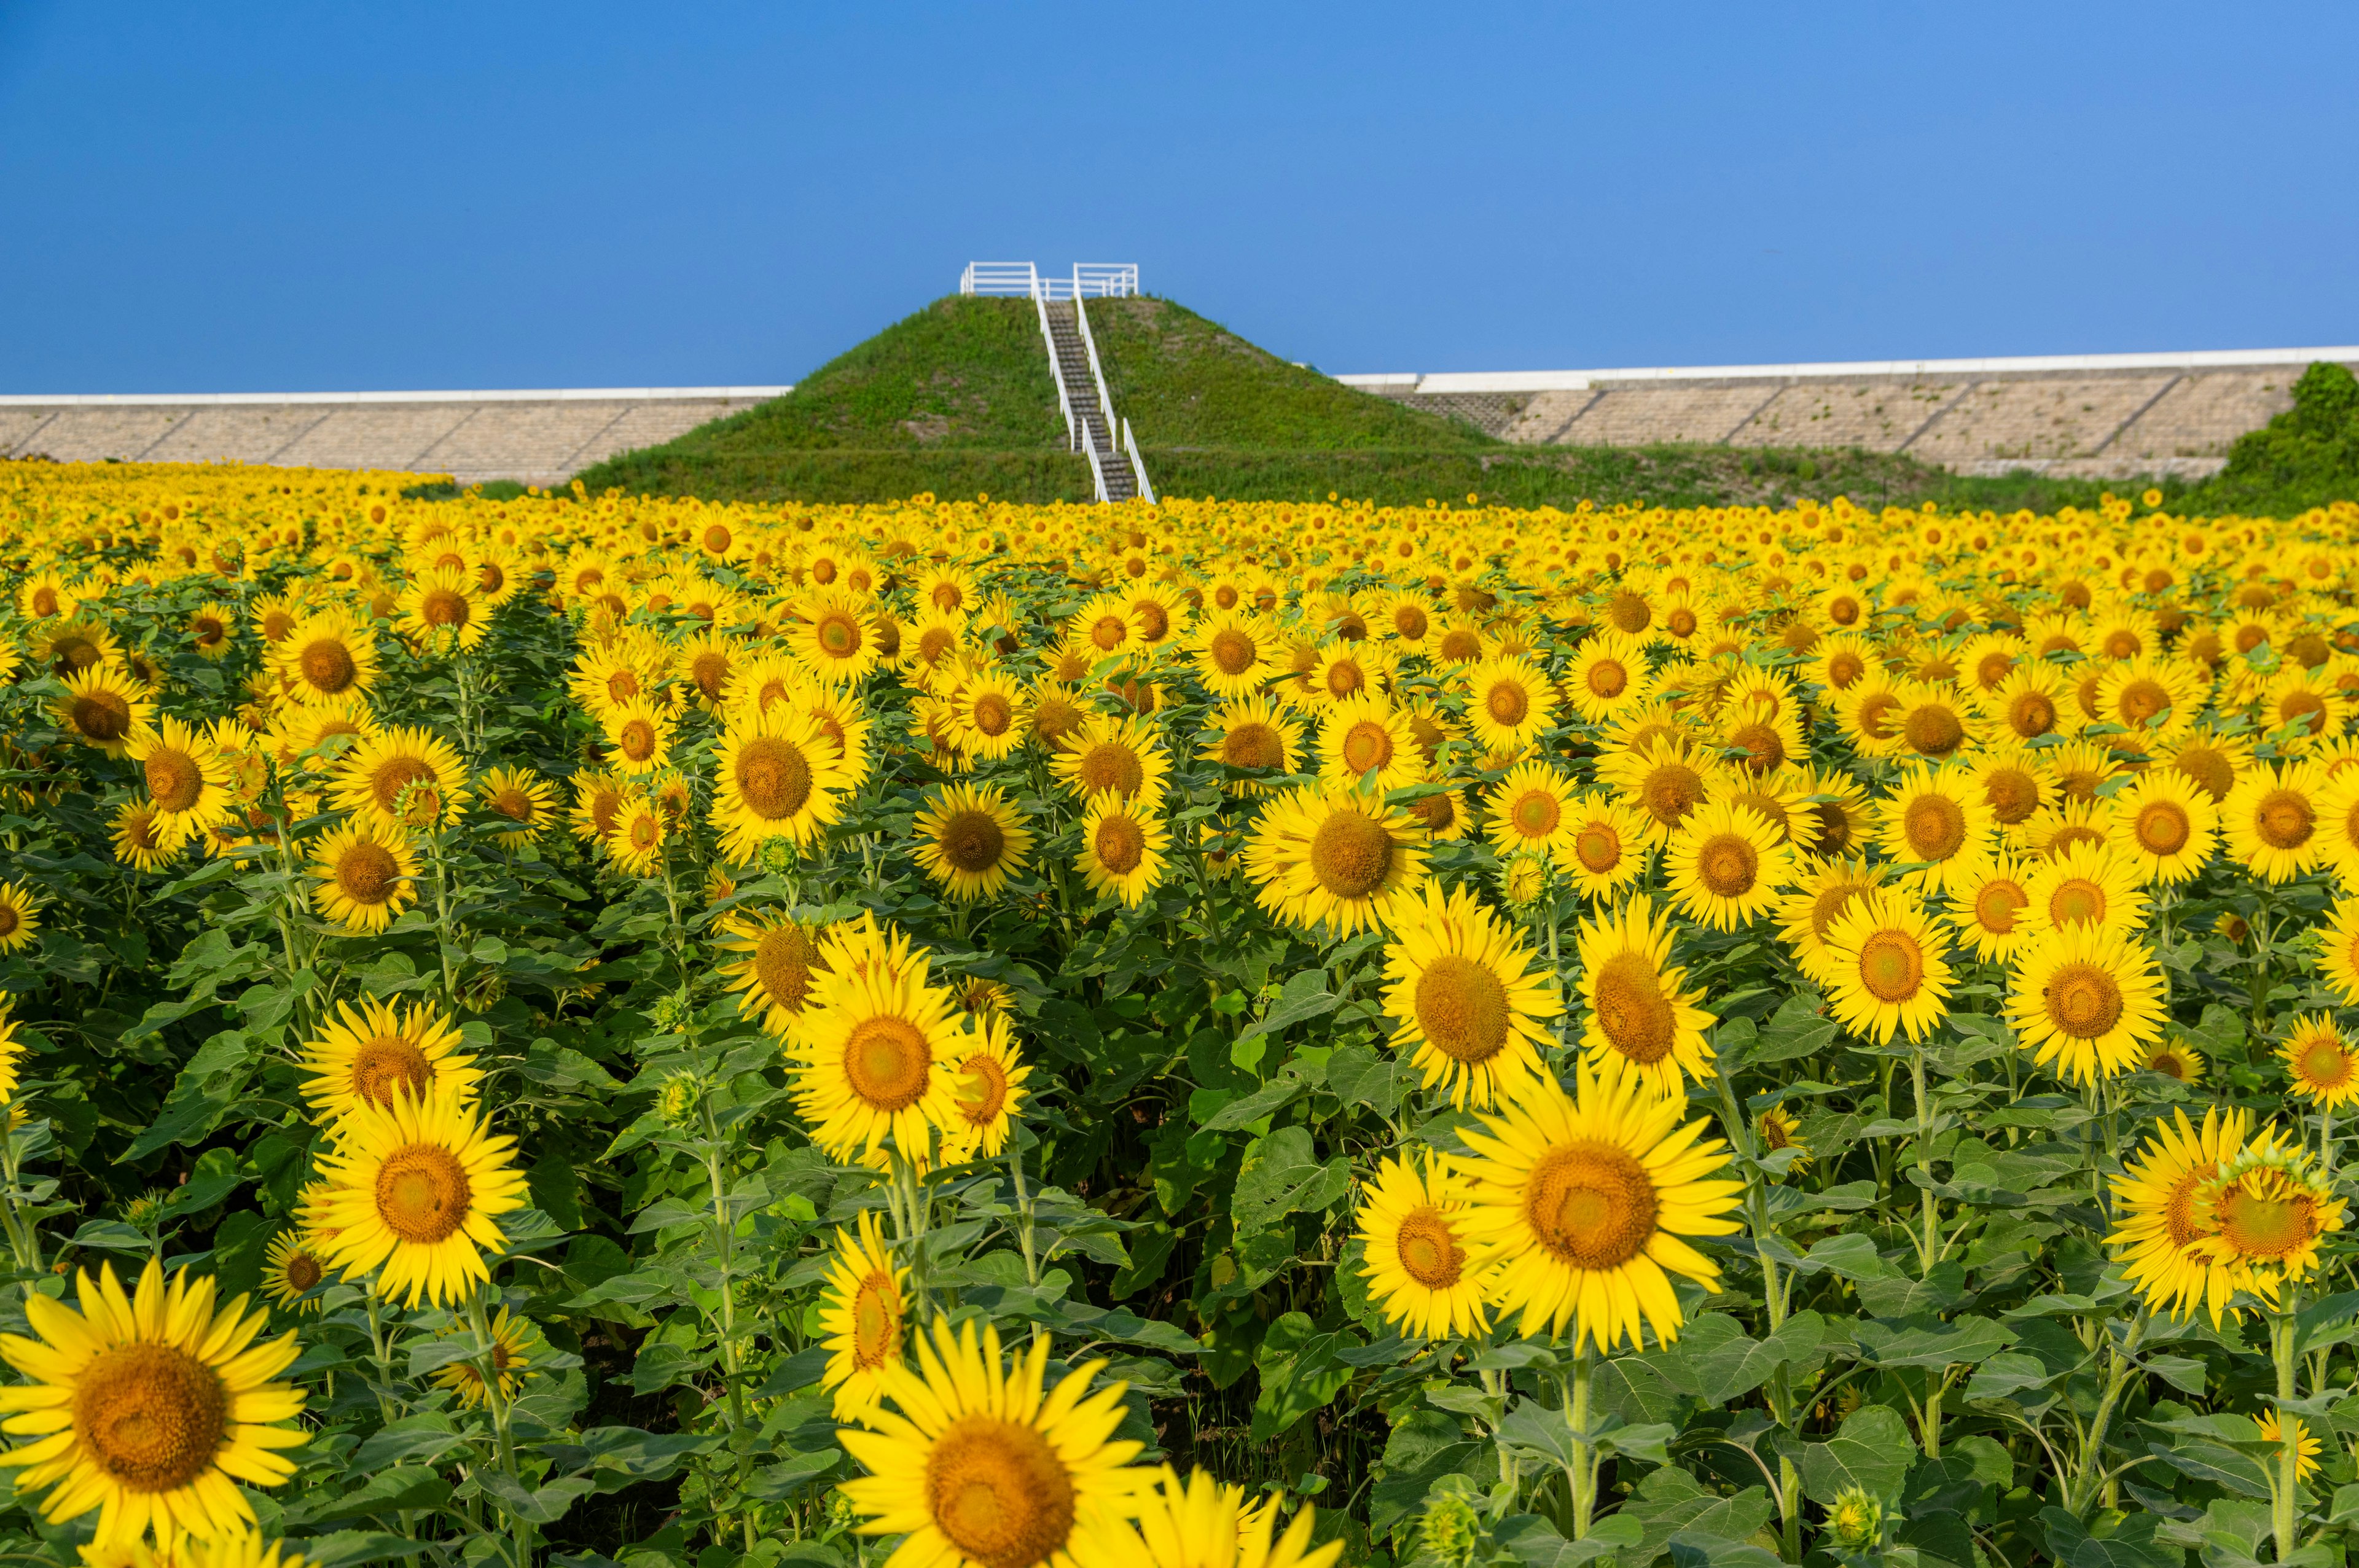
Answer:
(1123, 418, 1156, 505)
(1073, 295, 1117, 437)
(1033, 283, 1077, 450)
(1079, 418, 1110, 504)
(960, 261, 1136, 299)
(961, 262, 1040, 297)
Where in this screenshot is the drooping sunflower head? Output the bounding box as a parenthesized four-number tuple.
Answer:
(819, 1210, 908, 1419)
(1572, 895, 1716, 1093)
(939, 1012, 1030, 1160)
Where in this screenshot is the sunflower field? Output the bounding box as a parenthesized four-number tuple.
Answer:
(7, 464, 2359, 1568)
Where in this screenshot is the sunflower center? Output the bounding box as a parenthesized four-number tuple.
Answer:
(2299, 1038, 2354, 1089)
(1904, 707, 1965, 757)
(1984, 768, 2039, 824)
(1608, 591, 1651, 633)
(1640, 762, 1705, 829)
(1525, 1142, 1659, 1270)
(29, 587, 57, 617)
(1414, 954, 1511, 1064)
(352, 1035, 434, 1109)
(1093, 814, 1146, 875)
(1395, 606, 1430, 639)
(925, 1415, 1078, 1568)
(736, 737, 815, 820)
(70, 1343, 228, 1492)
(2257, 789, 2314, 849)
(852, 1274, 899, 1368)
(284, 1252, 324, 1292)
(336, 841, 399, 904)
(2048, 877, 2106, 926)
(300, 639, 358, 693)
(375, 1142, 472, 1244)
(816, 612, 862, 659)
(2175, 747, 2234, 801)
(145, 749, 202, 814)
(369, 757, 439, 815)
(689, 652, 729, 701)
(1033, 699, 1082, 746)
(2280, 691, 2328, 733)
(939, 809, 1007, 874)
(843, 1016, 929, 1112)
(1575, 823, 1621, 873)
(420, 588, 469, 628)
(751, 925, 819, 1014)
(1512, 789, 1562, 840)
(2044, 960, 2124, 1039)
(2008, 692, 2057, 738)
(1395, 1206, 1464, 1289)
(1586, 660, 1628, 699)
(72, 692, 131, 742)
(1592, 952, 1675, 1064)
(956, 1053, 1010, 1126)
(2218, 1188, 2314, 1261)
(1323, 660, 1364, 698)
(1210, 628, 1256, 675)
(1856, 929, 1925, 1002)
(1974, 879, 2025, 933)
(1309, 809, 1393, 899)
(1719, 722, 1778, 772)
(1089, 614, 1127, 651)
(1696, 833, 1759, 898)
(2113, 678, 2167, 724)
(1440, 629, 1482, 661)
(492, 787, 535, 824)
(1221, 723, 1283, 771)
(970, 695, 1012, 736)
(1342, 721, 1393, 775)
(1903, 794, 1966, 860)
(1484, 681, 1530, 727)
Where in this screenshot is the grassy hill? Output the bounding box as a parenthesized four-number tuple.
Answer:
(571, 294, 2224, 513)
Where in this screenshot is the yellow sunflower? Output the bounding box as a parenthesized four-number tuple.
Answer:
(942, 669, 1030, 762)
(1599, 737, 1720, 844)
(2021, 840, 2151, 937)
(818, 1211, 908, 1419)
(0, 1258, 305, 1547)
(2320, 899, 2359, 1007)
(1455, 1059, 1744, 1349)
(476, 765, 558, 849)
(2185, 1141, 2345, 1319)
(0, 882, 41, 954)
(1050, 714, 1170, 804)
(785, 945, 963, 1160)
(1948, 856, 2035, 962)
(1560, 793, 1653, 899)
(111, 801, 181, 873)
(600, 696, 675, 777)
(2006, 924, 2168, 1085)
(786, 588, 882, 685)
(307, 820, 418, 934)
(1756, 1106, 1811, 1173)
(1776, 856, 1888, 973)
(716, 911, 830, 1034)
(711, 703, 853, 861)
(396, 567, 487, 652)
(1664, 799, 1794, 930)
(939, 1013, 1029, 1160)
(1082, 1466, 1342, 1568)
(309, 1083, 527, 1308)
(1198, 696, 1304, 794)
(837, 1320, 1147, 1568)
(1572, 896, 1717, 1094)
(1463, 655, 1558, 752)
(272, 609, 378, 703)
(186, 602, 238, 661)
(1078, 791, 1170, 908)
(425, 1307, 536, 1410)
(1191, 611, 1279, 698)
(2144, 1036, 2206, 1084)
(259, 1231, 332, 1314)
(912, 782, 1033, 902)
(1316, 695, 1422, 792)
(1378, 881, 1561, 1110)
(1484, 761, 1579, 865)
(2223, 760, 2328, 882)
(1877, 764, 1995, 893)
(1355, 1153, 1491, 1340)
(1818, 889, 1958, 1044)
(1565, 632, 1654, 723)
(2106, 770, 2220, 885)
(2095, 656, 2205, 742)
(298, 996, 480, 1125)
(1244, 784, 1428, 937)
(2282, 1014, 2359, 1109)
(330, 727, 469, 829)
(125, 716, 236, 849)
(54, 666, 154, 757)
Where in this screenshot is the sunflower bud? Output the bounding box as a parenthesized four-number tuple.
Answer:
(1828, 1486, 1883, 1550)
(657, 1071, 707, 1129)
(1418, 1489, 1483, 1568)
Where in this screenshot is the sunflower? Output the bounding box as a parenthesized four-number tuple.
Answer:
(1818, 890, 1958, 1045)
(2022, 841, 2151, 937)
(2256, 666, 2348, 751)
(1978, 665, 2073, 744)
(17, 571, 76, 622)
(298, 996, 480, 1126)
(2254, 1412, 2323, 1487)
(111, 800, 181, 873)
(1600, 737, 1719, 844)
(1198, 696, 1304, 795)
(396, 566, 487, 652)
(1455, 1059, 1743, 1349)
(185, 602, 238, 661)
(568, 768, 628, 851)
(1888, 681, 1984, 762)
(124, 716, 236, 849)
(787, 588, 882, 685)
(0, 882, 40, 954)
(1947, 856, 2035, 962)
(309, 1083, 526, 1307)
(273, 609, 377, 703)
(54, 666, 154, 757)
(600, 697, 675, 777)
(942, 669, 1030, 762)
(2094, 656, 2205, 742)
(269, 693, 380, 773)
(1793, 766, 1876, 859)
(785, 944, 963, 1160)
(2281, 1014, 2359, 1108)
(1775, 857, 1887, 972)
(912, 782, 1033, 902)
(569, 638, 668, 712)
(596, 789, 662, 876)
(818, 1211, 908, 1419)
(1876, 764, 1995, 893)
(1049, 713, 1170, 805)
(2006, 924, 2169, 1085)
(1191, 611, 1278, 698)
(425, 1308, 537, 1409)
(475, 766, 557, 850)
(2223, 760, 2328, 883)
(1069, 593, 1143, 660)
(1832, 671, 1907, 757)
(1355, 1153, 1490, 1341)
(1315, 695, 1422, 793)
(2022, 798, 2111, 862)
(1756, 1106, 1811, 1172)
(1484, 761, 1579, 864)
(2161, 727, 2254, 804)
(1565, 633, 1653, 723)
(1083, 1466, 1341, 1568)
(837, 1319, 1146, 1568)
(1572, 896, 1717, 1093)
(1078, 791, 1170, 908)
(0, 1258, 305, 1547)
(37, 615, 121, 680)
(1664, 799, 1794, 930)
(716, 911, 830, 1034)
(307, 820, 418, 934)
(259, 1231, 332, 1313)
(1463, 656, 1557, 752)
(1244, 784, 1428, 937)
(1560, 794, 1652, 899)
(711, 703, 852, 861)
(1306, 639, 1389, 706)
(2185, 1141, 2345, 1318)
(1378, 882, 1560, 1110)
(1966, 747, 2053, 843)
(2105, 770, 2219, 884)
(330, 727, 469, 829)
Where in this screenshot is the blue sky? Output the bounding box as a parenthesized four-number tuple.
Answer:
(2, 2, 2353, 392)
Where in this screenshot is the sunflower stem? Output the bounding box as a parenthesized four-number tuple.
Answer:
(1564, 1348, 1595, 1540)
(467, 1285, 532, 1568)
(1009, 1136, 1042, 1292)
(2273, 1295, 2303, 1562)
(1911, 1044, 1937, 1273)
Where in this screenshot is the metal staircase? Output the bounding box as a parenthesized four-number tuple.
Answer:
(965, 262, 1156, 505)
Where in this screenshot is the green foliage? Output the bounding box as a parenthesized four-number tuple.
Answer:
(2185, 361, 2359, 515)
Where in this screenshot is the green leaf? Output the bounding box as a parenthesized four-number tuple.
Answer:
(1369, 1408, 1494, 1545)
(1963, 1351, 2061, 1402)
(1326, 1043, 1412, 1118)
(1237, 969, 1339, 1045)
(1230, 1126, 1352, 1238)
(289, 1534, 431, 1568)
(2041, 1507, 2188, 1568)
(1199, 1061, 1316, 1132)
(477, 1471, 599, 1525)
(1249, 1313, 1355, 1442)
(1855, 1261, 1969, 1318)
(1669, 1534, 1786, 1568)
(1792, 1231, 1895, 1281)
(308, 1467, 453, 1523)
(1850, 1315, 2014, 1370)
(1751, 994, 1837, 1064)
(1498, 1511, 1644, 1567)
(1621, 1466, 1775, 1567)
(351, 1414, 464, 1472)
(1780, 1404, 1917, 1505)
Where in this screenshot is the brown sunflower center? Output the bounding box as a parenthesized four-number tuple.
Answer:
(72, 692, 131, 743)
(1903, 794, 1967, 860)
(1974, 879, 2026, 934)
(369, 757, 439, 815)
(735, 736, 815, 821)
(1904, 706, 1965, 757)
(1525, 1142, 1659, 1270)
(843, 1016, 929, 1112)
(1093, 814, 1146, 875)
(618, 719, 657, 763)
(1856, 929, 1925, 1002)
(335, 840, 399, 905)
(2172, 746, 2233, 802)
(852, 1274, 899, 1368)
(1586, 659, 1628, 699)
(938, 809, 1007, 875)
(2043, 961, 2124, 1039)
(1210, 628, 1257, 676)
(2280, 691, 2328, 734)
(1607, 591, 1651, 634)
(1484, 680, 1530, 727)
(375, 1142, 472, 1244)
(351, 1034, 433, 1109)
(2256, 789, 2314, 849)
(1725, 722, 1785, 772)
(1696, 832, 1759, 898)
(299, 638, 359, 694)
(1323, 660, 1365, 698)
(1395, 1206, 1464, 1289)
(1394, 606, 1430, 639)
(1089, 614, 1127, 651)
(816, 612, 863, 660)
(970, 695, 1013, 736)
(1511, 789, 1562, 840)
(420, 587, 470, 628)
(2114, 678, 2168, 724)
(2299, 1037, 2355, 1089)
(145, 749, 202, 814)
(1439, 629, 1482, 661)
(70, 1342, 228, 1492)
(1981, 768, 2038, 825)
(1220, 722, 1284, 771)
(2008, 692, 2057, 738)
(1032, 698, 1082, 745)
(751, 924, 820, 1015)
(2048, 876, 2107, 927)
(1575, 822, 1622, 874)
(1414, 954, 1510, 1064)
(1592, 952, 1675, 1064)
(1309, 809, 1393, 899)
(284, 1252, 324, 1292)
(925, 1415, 1078, 1568)
(956, 1053, 1010, 1126)
(2217, 1187, 2315, 1262)
(1076, 743, 1145, 797)
(1640, 762, 1705, 829)
(1342, 721, 1393, 776)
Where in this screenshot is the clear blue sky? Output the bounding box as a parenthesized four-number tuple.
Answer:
(2, 2, 2353, 392)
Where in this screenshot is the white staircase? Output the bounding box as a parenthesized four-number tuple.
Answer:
(961, 262, 1156, 505)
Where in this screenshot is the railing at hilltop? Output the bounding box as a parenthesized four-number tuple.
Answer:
(959, 262, 1140, 300)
